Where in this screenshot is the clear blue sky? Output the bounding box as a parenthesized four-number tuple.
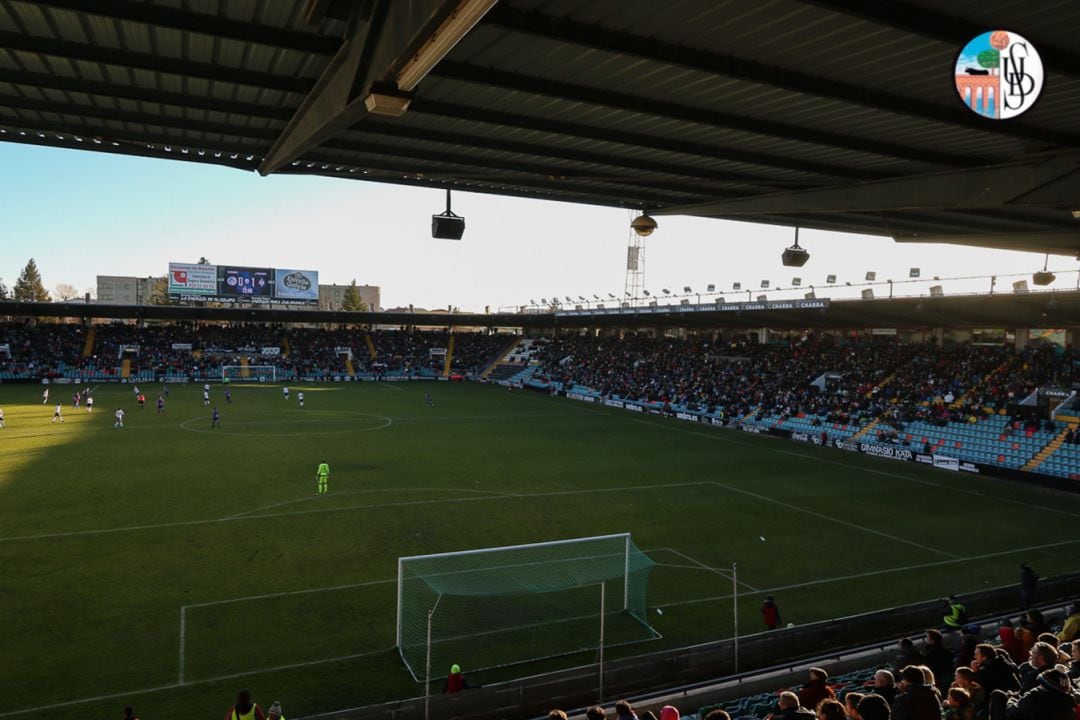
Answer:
(1, 142, 1073, 311)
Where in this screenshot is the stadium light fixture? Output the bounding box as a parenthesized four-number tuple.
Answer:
(1033, 254, 1056, 286)
(781, 227, 809, 267)
(706, 284, 715, 292)
(631, 212, 658, 237)
(432, 189, 465, 239)
(683, 286, 692, 293)
(643, 290, 651, 296)
(608, 293, 616, 299)
(593, 294, 600, 300)
(733, 282, 741, 290)
(760, 280, 770, 288)
(396, 0, 499, 91)
(792, 277, 801, 286)
(909, 268, 921, 278)
(578, 296, 586, 301)
(826, 274, 837, 284)
(565, 296, 573, 302)
(865, 271, 877, 281)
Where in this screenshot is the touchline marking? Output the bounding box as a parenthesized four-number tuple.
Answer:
(0, 482, 712, 543)
(655, 537, 1080, 611)
(0, 648, 395, 718)
(661, 547, 760, 592)
(222, 487, 514, 520)
(624, 415, 1080, 520)
(711, 480, 960, 559)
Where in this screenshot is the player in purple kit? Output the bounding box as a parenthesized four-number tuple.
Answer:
(157, 395, 165, 414)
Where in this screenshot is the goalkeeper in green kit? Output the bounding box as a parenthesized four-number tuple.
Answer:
(316, 459, 330, 495)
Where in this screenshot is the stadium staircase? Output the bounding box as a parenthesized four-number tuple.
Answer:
(364, 334, 377, 360)
(345, 357, 356, 377)
(480, 337, 522, 378)
(282, 336, 291, 357)
(1022, 423, 1077, 474)
(443, 334, 455, 377)
(120, 358, 131, 378)
(849, 418, 879, 441)
(81, 327, 96, 357)
(239, 356, 250, 378)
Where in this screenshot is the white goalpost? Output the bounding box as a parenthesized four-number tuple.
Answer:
(396, 533, 658, 683)
(221, 365, 277, 382)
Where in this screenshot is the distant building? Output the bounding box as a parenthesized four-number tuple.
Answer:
(96, 276, 158, 305)
(319, 283, 381, 311)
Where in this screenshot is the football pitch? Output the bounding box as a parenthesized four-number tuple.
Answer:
(3, 380, 1080, 719)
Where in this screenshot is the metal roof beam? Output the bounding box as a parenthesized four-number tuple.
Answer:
(483, 5, 1080, 148)
(408, 98, 865, 181)
(800, 0, 1080, 80)
(259, 0, 474, 174)
(349, 121, 805, 190)
(0, 95, 280, 140)
(320, 139, 734, 198)
(0, 31, 312, 93)
(431, 61, 980, 168)
(893, 232, 1080, 255)
(0, 68, 295, 121)
(32, 0, 342, 55)
(654, 155, 1080, 216)
(293, 153, 705, 207)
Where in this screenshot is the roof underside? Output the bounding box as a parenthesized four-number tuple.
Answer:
(1, 0, 1078, 254)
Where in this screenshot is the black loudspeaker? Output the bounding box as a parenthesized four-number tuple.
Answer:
(1033, 271, 1055, 286)
(432, 214, 465, 240)
(781, 246, 809, 267)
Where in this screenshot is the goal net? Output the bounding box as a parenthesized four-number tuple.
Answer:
(221, 365, 277, 382)
(396, 533, 658, 681)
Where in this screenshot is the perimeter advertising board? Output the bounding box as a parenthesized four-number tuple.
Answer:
(166, 262, 319, 305)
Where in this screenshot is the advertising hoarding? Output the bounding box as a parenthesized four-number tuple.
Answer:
(273, 269, 319, 301)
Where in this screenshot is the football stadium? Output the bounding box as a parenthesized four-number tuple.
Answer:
(1, 3, 1080, 720)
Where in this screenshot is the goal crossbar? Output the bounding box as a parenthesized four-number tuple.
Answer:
(221, 365, 277, 382)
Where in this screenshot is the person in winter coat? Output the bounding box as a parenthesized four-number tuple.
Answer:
(972, 644, 1021, 694)
(988, 666, 1077, 720)
(891, 665, 942, 720)
(797, 667, 835, 711)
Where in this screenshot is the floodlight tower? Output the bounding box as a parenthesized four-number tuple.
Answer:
(624, 211, 656, 304)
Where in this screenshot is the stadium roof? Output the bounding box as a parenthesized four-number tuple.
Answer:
(1, 0, 1078, 255)
(8, 290, 1080, 330)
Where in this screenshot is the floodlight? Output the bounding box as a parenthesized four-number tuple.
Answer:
(781, 227, 809, 267)
(565, 296, 573, 302)
(683, 286, 692, 293)
(432, 189, 465, 239)
(1033, 254, 1055, 285)
(662, 288, 671, 294)
(578, 296, 586, 301)
(865, 271, 876, 281)
(529, 299, 536, 305)
(909, 268, 921, 278)
(826, 274, 837, 284)
(792, 277, 801, 286)
(608, 293, 616, 299)
(706, 284, 715, 292)
(631, 213, 658, 237)
(643, 290, 651, 296)
(760, 280, 770, 288)
(733, 282, 741, 290)
(593, 294, 600, 300)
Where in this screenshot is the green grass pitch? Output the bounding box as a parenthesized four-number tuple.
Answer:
(2, 380, 1080, 718)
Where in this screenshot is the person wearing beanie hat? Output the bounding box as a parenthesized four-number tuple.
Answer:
(855, 694, 891, 720)
(442, 663, 477, 693)
(658, 705, 679, 720)
(988, 665, 1077, 720)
